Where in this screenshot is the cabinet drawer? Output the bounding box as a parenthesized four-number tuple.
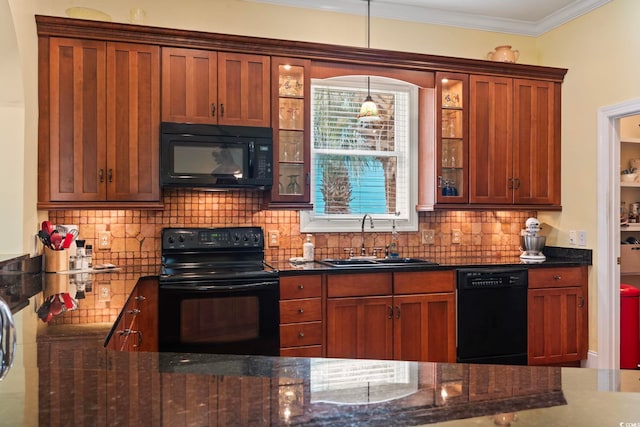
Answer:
(280, 298, 321, 323)
(327, 273, 392, 297)
(621, 244, 640, 274)
(528, 267, 587, 288)
(280, 322, 322, 347)
(280, 346, 323, 357)
(394, 270, 454, 294)
(280, 275, 322, 299)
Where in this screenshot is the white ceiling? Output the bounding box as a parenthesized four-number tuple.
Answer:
(246, 0, 611, 36)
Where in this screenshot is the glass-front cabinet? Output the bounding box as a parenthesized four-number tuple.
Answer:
(269, 57, 312, 208)
(436, 72, 468, 204)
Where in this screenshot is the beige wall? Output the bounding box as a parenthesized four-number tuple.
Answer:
(3, 0, 637, 354)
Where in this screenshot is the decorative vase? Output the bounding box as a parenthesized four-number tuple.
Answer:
(487, 45, 519, 63)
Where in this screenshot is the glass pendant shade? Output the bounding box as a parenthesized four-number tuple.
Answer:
(358, 94, 380, 122)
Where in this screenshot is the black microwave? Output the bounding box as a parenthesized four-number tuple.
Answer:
(160, 122, 273, 190)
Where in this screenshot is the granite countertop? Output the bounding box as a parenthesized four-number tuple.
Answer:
(275, 246, 592, 274)
(30, 348, 640, 426)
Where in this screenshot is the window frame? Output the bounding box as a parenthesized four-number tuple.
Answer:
(300, 75, 419, 233)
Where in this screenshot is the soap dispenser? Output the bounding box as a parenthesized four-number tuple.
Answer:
(303, 234, 315, 261)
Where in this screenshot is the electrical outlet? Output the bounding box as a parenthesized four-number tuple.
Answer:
(98, 232, 111, 250)
(568, 230, 577, 245)
(452, 229, 462, 244)
(422, 229, 435, 245)
(268, 230, 279, 247)
(98, 285, 110, 302)
(578, 230, 587, 246)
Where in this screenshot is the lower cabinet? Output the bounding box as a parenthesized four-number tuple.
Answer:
(527, 266, 588, 365)
(326, 270, 456, 362)
(105, 277, 159, 351)
(279, 274, 323, 357)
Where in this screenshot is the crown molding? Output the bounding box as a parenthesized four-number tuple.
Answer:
(244, 0, 611, 36)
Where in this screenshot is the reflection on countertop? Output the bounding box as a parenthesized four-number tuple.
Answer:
(0, 254, 44, 313)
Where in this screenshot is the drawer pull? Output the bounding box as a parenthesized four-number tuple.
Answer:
(298, 332, 305, 338)
(553, 275, 562, 280)
(388, 305, 393, 319)
(127, 309, 140, 315)
(297, 284, 304, 290)
(135, 295, 146, 302)
(298, 308, 304, 314)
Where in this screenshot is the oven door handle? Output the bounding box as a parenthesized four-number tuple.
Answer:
(160, 281, 278, 292)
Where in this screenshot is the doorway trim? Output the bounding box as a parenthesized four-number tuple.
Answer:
(596, 98, 640, 372)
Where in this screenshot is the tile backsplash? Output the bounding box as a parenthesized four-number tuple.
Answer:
(48, 189, 534, 265)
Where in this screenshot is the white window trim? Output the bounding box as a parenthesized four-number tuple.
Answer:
(300, 76, 419, 233)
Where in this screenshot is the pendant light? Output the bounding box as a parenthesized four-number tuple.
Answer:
(358, 0, 380, 122)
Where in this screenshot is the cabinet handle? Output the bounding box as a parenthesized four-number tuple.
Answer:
(553, 275, 562, 280)
(298, 308, 304, 314)
(133, 330, 143, 348)
(135, 295, 146, 302)
(220, 103, 224, 117)
(388, 305, 393, 319)
(578, 296, 585, 308)
(127, 309, 140, 315)
(306, 172, 311, 185)
(107, 169, 113, 183)
(298, 332, 305, 338)
(297, 284, 304, 290)
(211, 103, 216, 117)
(99, 169, 104, 183)
(437, 176, 444, 188)
(515, 178, 521, 189)
(395, 305, 400, 319)
(508, 178, 514, 189)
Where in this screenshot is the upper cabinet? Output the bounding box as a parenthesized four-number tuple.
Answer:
(469, 76, 560, 208)
(436, 73, 469, 204)
(39, 37, 161, 209)
(268, 57, 311, 208)
(36, 15, 566, 210)
(161, 48, 270, 127)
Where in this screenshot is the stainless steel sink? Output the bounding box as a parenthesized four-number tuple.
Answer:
(374, 257, 437, 265)
(319, 259, 379, 267)
(319, 257, 437, 267)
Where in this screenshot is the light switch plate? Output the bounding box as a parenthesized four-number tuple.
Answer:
(422, 230, 435, 245)
(452, 229, 462, 244)
(268, 230, 279, 247)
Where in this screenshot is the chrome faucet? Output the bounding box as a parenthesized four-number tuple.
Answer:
(360, 214, 374, 256)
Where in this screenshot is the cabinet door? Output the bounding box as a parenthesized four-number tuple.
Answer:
(469, 75, 513, 204)
(217, 52, 270, 127)
(48, 37, 107, 202)
(161, 47, 218, 124)
(326, 296, 393, 360)
(269, 57, 311, 207)
(436, 72, 468, 204)
(134, 277, 159, 352)
(393, 293, 456, 362)
(106, 42, 160, 201)
(513, 79, 560, 205)
(528, 287, 587, 365)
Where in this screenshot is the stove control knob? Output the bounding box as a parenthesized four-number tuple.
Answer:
(233, 233, 241, 242)
(167, 236, 175, 244)
(178, 235, 185, 243)
(242, 234, 249, 242)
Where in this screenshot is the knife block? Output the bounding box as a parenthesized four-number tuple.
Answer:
(44, 247, 69, 273)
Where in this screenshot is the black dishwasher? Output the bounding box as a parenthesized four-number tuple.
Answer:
(457, 267, 528, 365)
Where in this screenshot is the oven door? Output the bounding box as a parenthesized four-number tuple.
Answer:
(159, 279, 279, 356)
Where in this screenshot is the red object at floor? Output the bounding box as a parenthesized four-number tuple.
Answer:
(620, 284, 640, 369)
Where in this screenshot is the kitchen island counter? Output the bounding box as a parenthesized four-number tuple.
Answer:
(29, 343, 640, 426)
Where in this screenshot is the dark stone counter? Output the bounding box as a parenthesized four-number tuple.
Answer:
(31, 347, 640, 426)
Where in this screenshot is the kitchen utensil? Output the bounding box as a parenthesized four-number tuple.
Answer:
(55, 225, 68, 235)
(41, 220, 53, 235)
(62, 233, 75, 249)
(38, 230, 52, 249)
(50, 232, 63, 250)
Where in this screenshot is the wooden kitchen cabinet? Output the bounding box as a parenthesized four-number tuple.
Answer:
(326, 270, 456, 362)
(268, 57, 312, 208)
(39, 37, 161, 208)
(279, 274, 323, 357)
(469, 76, 560, 207)
(436, 72, 469, 204)
(105, 277, 159, 352)
(161, 47, 270, 127)
(527, 266, 588, 365)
